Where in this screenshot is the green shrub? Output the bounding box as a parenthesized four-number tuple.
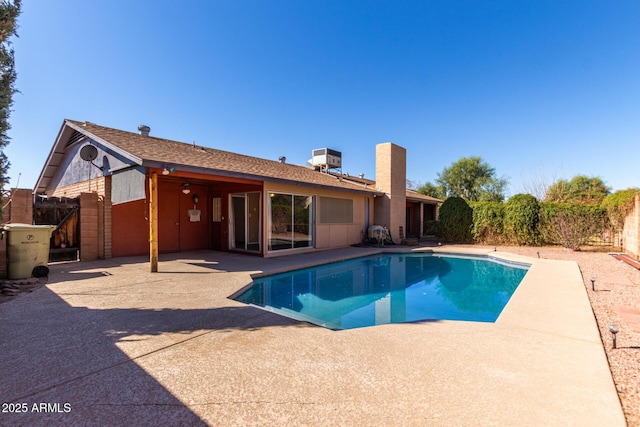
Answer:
(470, 201, 505, 244)
(438, 197, 473, 242)
(423, 220, 440, 236)
(601, 189, 640, 231)
(539, 203, 609, 250)
(504, 194, 541, 245)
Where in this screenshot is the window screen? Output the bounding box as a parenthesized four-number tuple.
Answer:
(319, 196, 353, 224)
(212, 197, 222, 222)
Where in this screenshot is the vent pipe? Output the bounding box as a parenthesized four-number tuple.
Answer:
(279, 156, 286, 163)
(138, 125, 150, 136)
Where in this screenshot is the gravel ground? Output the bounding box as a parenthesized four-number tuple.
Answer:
(479, 245, 640, 427)
(2, 247, 639, 425)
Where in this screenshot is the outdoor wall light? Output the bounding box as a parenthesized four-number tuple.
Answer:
(608, 324, 620, 349)
(182, 183, 191, 195)
(590, 276, 595, 291)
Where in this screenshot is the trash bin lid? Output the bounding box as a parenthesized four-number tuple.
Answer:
(2, 223, 57, 231)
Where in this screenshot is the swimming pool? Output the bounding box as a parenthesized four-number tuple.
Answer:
(233, 252, 530, 330)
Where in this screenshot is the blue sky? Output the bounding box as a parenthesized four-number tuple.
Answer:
(6, 1, 640, 195)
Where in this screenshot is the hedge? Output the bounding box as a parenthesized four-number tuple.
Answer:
(470, 201, 505, 244)
(601, 189, 640, 231)
(503, 194, 541, 245)
(438, 196, 472, 242)
(433, 195, 616, 248)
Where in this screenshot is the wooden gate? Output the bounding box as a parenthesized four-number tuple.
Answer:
(33, 197, 80, 262)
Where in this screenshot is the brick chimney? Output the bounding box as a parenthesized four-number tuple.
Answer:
(374, 142, 406, 243)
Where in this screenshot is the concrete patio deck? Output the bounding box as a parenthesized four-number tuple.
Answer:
(0, 247, 625, 426)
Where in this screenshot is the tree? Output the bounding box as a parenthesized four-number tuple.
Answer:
(0, 0, 21, 199)
(432, 156, 508, 202)
(417, 182, 446, 199)
(544, 175, 611, 204)
(406, 179, 421, 191)
(521, 170, 559, 201)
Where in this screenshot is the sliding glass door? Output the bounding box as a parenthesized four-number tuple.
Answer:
(268, 193, 314, 251)
(230, 192, 261, 252)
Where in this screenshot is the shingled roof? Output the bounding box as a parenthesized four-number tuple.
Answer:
(37, 120, 383, 195)
(328, 172, 442, 204)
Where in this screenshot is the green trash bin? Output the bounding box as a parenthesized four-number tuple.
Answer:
(2, 224, 57, 280)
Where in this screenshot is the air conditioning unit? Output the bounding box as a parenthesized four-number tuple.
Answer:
(311, 148, 342, 169)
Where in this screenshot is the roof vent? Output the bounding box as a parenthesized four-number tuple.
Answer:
(279, 156, 286, 163)
(138, 125, 150, 136)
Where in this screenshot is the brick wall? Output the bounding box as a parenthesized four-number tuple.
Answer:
(3, 188, 33, 224)
(375, 142, 407, 242)
(623, 195, 640, 261)
(80, 192, 99, 261)
(49, 177, 108, 198)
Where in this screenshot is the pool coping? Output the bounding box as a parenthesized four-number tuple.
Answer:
(233, 248, 532, 329)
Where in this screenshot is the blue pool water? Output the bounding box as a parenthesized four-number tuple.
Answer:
(233, 253, 530, 330)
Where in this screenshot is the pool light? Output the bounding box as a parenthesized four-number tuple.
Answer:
(608, 324, 619, 349)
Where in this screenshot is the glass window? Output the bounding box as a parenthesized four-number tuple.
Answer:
(269, 193, 314, 251)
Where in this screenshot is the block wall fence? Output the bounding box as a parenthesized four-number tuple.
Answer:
(622, 195, 640, 261)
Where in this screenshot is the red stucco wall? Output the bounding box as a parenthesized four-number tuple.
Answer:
(111, 199, 148, 257)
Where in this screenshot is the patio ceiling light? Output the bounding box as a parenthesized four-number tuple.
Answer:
(182, 183, 191, 195)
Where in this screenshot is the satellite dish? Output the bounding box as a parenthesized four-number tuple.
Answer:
(80, 145, 98, 162)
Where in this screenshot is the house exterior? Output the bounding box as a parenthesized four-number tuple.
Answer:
(34, 120, 441, 260)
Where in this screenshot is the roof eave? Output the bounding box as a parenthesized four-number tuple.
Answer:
(34, 120, 73, 194)
(143, 160, 384, 196)
(34, 120, 144, 194)
(65, 121, 143, 165)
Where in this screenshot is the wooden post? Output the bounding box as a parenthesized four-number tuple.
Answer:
(149, 172, 159, 272)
